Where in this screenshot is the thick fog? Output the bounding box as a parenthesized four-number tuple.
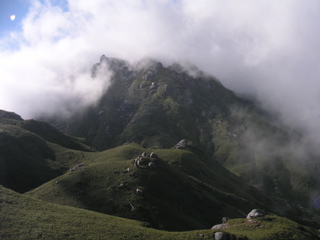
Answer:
(1, 0, 320, 144)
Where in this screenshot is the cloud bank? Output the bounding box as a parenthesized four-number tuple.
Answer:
(1, 0, 320, 143)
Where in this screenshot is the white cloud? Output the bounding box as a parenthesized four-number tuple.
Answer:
(1, 0, 320, 144)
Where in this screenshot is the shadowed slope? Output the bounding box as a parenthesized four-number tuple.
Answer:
(0, 110, 93, 193)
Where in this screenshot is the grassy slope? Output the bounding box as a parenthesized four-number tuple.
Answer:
(1, 186, 319, 240)
(28, 143, 275, 231)
(225, 214, 320, 240)
(0, 110, 94, 193)
(0, 185, 210, 240)
(0, 124, 59, 192)
(0, 110, 91, 152)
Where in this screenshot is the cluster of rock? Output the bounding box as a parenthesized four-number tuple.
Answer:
(109, 151, 164, 214)
(210, 209, 266, 240)
(115, 151, 161, 212)
(116, 151, 165, 212)
(133, 152, 159, 169)
(69, 163, 86, 172)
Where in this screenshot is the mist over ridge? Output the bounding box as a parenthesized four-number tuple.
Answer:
(1, 0, 320, 145)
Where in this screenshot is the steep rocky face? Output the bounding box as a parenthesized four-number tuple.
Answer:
(55, 56, 242, 152)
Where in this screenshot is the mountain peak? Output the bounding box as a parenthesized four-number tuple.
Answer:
(0, 110, 23, 121)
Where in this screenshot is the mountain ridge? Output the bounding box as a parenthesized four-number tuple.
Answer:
(46, 56, 320, 213)
(1, 55, 320, 238)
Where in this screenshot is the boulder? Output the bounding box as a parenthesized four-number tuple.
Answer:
(137, 157, 150, 166)
(211, 224, 228, 229)
(136, 189, 144, 197)
(150, 82, 157, 89)
(246, 209, 265, 219)
(175, 139, 188, 149)
(148, 162, 158, 169)
(141, 152, 147, 157)
(214, 232, 227, 240)
(150, 152, 158, 159)
(222, 217, 229, 223)
(69, 163, 86, 172)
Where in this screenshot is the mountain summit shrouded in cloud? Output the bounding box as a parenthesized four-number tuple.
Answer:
(1, 0, 320, 144)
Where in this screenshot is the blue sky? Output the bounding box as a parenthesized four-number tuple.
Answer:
(0, 0, 69, 44)
(0, 0, 29, 38)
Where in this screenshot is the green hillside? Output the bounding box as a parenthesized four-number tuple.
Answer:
(27, 143, 274, 231)
(1, 186, 319, 240)
(0, 110, 93, 193)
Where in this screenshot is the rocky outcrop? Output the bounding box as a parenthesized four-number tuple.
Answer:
(222, 217, 229, 223)
(136, 157, 150, 166)
(214, 232, 227, 240)
(150, 152, 158, 159)
(246, 209, 265, 219)
(211, 224, 228, 229)
(134, 152, 160, 169)
(136, 188, 144, 196)
(148, 162, 158, 169)
(141, 152, 147, 157)
(175, 139, 188, 149)
(70, 163, 86, 172)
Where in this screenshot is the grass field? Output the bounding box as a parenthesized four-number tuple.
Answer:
(2, 185, 319, 240)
